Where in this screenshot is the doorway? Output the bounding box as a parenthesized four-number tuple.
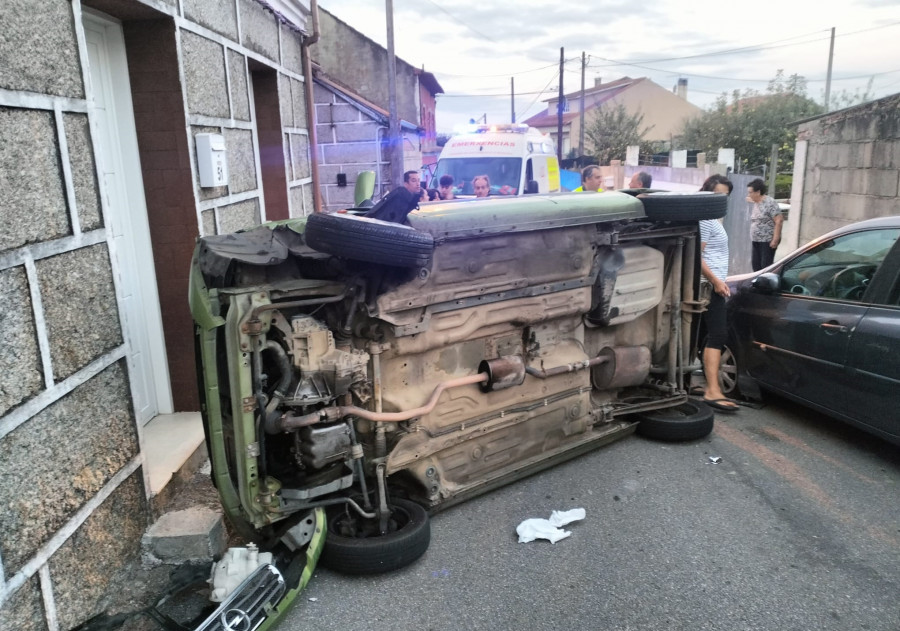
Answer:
(82, 11, 172, 423)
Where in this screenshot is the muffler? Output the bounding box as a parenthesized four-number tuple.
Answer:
(590, 346, 651, 389)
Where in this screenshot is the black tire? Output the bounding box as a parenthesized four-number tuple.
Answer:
(640, 192, 728, 221)
(304, 212, 434, 267)
(321, 498, 430, 574)
(634, 400, 715, 441)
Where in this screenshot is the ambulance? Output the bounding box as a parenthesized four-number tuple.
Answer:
(430, 124, 561, 197)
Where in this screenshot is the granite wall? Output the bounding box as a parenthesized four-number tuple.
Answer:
(0, 0, 313, 627)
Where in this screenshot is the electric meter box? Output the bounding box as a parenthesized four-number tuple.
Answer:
(196, 133, 228, 187)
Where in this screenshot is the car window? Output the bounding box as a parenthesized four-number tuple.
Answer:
(780, 228, 900, 301)
(431, 157, 522, 196)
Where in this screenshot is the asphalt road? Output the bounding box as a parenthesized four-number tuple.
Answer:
(282, 396, 900, 631)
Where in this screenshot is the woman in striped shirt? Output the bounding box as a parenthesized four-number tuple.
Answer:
(698, 175, 740, 413)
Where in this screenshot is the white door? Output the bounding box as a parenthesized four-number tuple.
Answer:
(83, 12, 173, 423)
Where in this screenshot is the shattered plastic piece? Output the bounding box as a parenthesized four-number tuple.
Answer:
(209, 544, 274, 602)
(308, 597, 318, 602)
(516, 508, 586, 544)
(708, 456, 722, 464)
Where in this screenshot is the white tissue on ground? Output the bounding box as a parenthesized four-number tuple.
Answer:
(549, 508, 585, 526)
(516, 508, 586, 544)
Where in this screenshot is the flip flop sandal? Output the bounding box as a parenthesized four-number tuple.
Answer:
(703, 398, 740, 413)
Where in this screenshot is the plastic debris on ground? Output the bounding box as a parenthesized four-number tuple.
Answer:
(708, 456, 722, 464)
(516, 508, 586, 544)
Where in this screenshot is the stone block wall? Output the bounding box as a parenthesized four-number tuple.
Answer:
(176, 9, 314, 234)
(123, 2, 313, 411)
(0, 0, 313, 626)
(0, 2, 145, 626)
(796, 93, 900, 243)
(314, 80, 387, 210)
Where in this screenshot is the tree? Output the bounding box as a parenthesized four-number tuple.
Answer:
(825, 77, 875, 110)
(680, 71, 823, 173)
(584, 103, 653, 165)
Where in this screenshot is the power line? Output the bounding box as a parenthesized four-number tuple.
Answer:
(418, 0, 496, 43)
(437, 67, 900, 99)
(589, 20, 900, 69)
(586, 57, 900, 84)
(435, 22, 900, 86)
(438, 89, 556, 97)
(433, 57, 581, 80)
(518, 70, 561, 120)
(609, 28, 831, 65)
(432, 22, 900, 111)
(584, 21, 900, 80)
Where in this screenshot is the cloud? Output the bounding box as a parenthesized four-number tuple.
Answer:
(320, 0, 900, 132)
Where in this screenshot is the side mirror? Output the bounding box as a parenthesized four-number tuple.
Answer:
(751, 272, 780, 294)
(525, 180, 539, 194)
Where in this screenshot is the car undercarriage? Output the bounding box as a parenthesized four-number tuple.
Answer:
(190, 191, 725, 576)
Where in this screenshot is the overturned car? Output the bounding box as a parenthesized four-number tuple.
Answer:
(189, 190, 725, 584)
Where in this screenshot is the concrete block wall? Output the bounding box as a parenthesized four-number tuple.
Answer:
(796, 93, 900, 244)
(311, 7, 419, 125)
(314, 81, 387, 211)
(0, 0, 314, 627)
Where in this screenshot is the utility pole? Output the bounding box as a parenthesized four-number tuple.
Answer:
(511, 77, 515, 123)
(557, 47, 564, 164)
(824, 27, 835, 112)
(386, 0, 403, 189)
(579, 51, 586, 157)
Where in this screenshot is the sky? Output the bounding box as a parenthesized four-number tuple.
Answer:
(318, 0, 900, 133)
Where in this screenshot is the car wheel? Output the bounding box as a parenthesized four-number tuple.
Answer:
(633, 400, 715, 441)
(640, 192, 728, 221)
(321, 498, 430, 574)
(718, 342, 739, 397)
(304, 212, 434, 268)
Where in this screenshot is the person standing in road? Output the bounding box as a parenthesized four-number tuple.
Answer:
(574, 165, 604, 192)
(747, 178, 783, 271)
(473, 174, 491, 197)
(629, 171, 652, 189)
(698, 174, 739, 413)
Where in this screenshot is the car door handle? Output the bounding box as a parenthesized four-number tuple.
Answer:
(820, 321, 848, 334)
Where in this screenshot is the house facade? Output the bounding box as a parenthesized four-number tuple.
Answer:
(417, 69, 442, 167)
(524, 76, 702, 157)
(310, 7, 442, 195)
(0, 0, 315, 627)
(314, 74, 421, 209)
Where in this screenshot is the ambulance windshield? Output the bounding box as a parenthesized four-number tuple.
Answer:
(431, 158, 522, 196)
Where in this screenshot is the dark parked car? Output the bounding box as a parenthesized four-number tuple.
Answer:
(723, 216, 900, 445)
